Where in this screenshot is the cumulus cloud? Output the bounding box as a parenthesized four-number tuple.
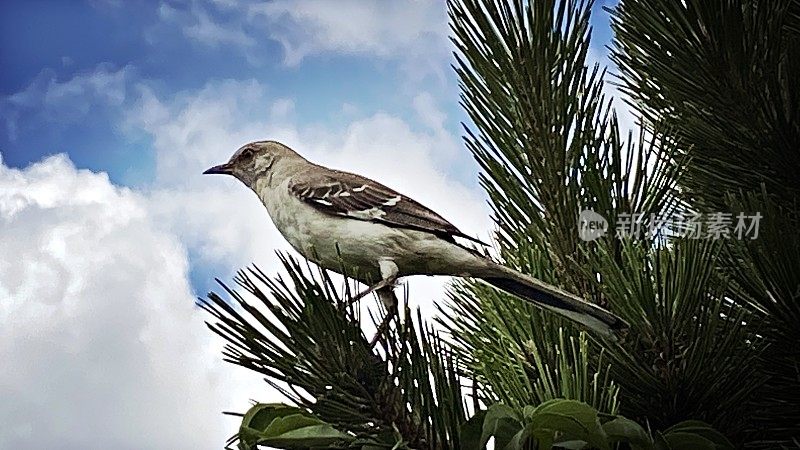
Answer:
(150, 0, 451, 78)
(0, 154, 267, 449)
(156, 2, 256, 50)
(248, 0, 449, 67)
(0, 64, 132, 140)
(184, 8, 256, 48)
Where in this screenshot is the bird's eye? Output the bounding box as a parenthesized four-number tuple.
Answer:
(241, 147, 255, 159)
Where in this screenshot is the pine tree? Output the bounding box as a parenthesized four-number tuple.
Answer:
(201, 0, 799, 448)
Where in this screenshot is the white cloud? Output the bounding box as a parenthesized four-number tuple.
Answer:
(149, 2, 259, 64)
(148, 0, 452, 79)
(0, 154, 267, 449)
(209, 0, 239, 9)
(413, 92, 447, 133)
(269, 98, 295, 120)
(183, 7, 256, 48)
(249, 0, 446, 64)
(0, 64, 132, 140)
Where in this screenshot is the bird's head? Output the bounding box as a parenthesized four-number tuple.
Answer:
(203, 140, 303, 187)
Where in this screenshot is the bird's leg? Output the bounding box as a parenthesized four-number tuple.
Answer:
(348, 259, 399, 305)
(348, 278, 393, 305)
(347, 259, 400, 348)
(369, 260, 400, 347)
(369, 287, 398, 348)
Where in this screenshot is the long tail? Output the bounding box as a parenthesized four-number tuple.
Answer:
(479, 264, 628, 339)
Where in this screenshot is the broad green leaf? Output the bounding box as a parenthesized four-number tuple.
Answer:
(461, 410, 488, 450)
(660, 431, 716, 450)
(263, 413, 326, 435)
(239, 404, 318, 448)
(237, 403, 352, 449)
(481, 404, 523, 449)
(662, 421, 733, 449)
(257, 423, 353, 447)
(506, 428, 532, 450)
(530, 400, 609, 450)
(494, 420, 525, 450)
(241, 403, 311, 432)
(529, 413, 588, 441)
(602, 416, 652, 450)
(532, 400, 597, 426)
(529, 427, 554, 450)
(522, 405, 536, 422)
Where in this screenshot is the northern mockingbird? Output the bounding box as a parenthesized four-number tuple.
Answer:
(204, 141, 626, 345)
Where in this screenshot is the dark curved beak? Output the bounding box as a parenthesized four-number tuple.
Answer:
(203, 163, 233, 175)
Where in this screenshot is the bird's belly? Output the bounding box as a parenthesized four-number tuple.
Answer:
(294, 214, 405, 281)
(295, 217, 483, 281)
(265, 193, 385, 280)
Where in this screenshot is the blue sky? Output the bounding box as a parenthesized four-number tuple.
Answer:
(0, 1, 621, 448)
(1, 0, 617, 186)
(2, 1, 462, 184)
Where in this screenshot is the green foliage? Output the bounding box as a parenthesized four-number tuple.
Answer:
(199, 256, 471, 448)
(441, 285, 619, 414)
(449, 0, 683, 296)
(237, 403, 353, 449)
(444, 0, 665, 438)
(587, 238, 764, 432)
(611, 0, 800, 211)
(611, 0, 800, 443)
(201, 260, 734, 449)
(721, 191, 800, 441)
(445, 0, 790, 445)
(463, 399, 733, 450)
(230, 398, 733, 450)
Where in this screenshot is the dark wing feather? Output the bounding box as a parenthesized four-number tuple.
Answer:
(289, 167, 487, 245)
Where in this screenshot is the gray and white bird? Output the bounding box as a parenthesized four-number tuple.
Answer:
(204, 140, 626, 344)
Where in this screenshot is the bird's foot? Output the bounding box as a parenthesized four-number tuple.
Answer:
(349, 259, 399, 307)
(348, 278, 395, 306)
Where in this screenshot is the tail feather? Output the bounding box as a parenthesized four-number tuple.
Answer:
(480, 266, 627, 339)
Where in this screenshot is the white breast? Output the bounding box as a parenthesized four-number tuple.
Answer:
(257, 178, 309, 253)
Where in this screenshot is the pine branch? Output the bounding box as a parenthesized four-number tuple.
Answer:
(611, 0, 800, 210)
(199, 254, 472, 449)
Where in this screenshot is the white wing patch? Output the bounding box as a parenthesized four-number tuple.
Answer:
(347, 207, 387, 220)
(352, 185, 368, 192)
(382, 195, 401, 207)
(314, 199, 334, 206)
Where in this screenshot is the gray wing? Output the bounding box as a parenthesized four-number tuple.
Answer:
(289, 167, 487, 246)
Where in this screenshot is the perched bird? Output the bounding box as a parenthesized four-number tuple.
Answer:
(204, 140, 626, 345)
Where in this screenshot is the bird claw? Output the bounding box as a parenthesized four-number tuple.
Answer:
(347, 278, 395, 306)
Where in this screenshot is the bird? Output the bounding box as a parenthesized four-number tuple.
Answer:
(204, 140, 627, 345)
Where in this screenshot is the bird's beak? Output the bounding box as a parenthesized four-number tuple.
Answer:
(203, 163, 233, 175)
